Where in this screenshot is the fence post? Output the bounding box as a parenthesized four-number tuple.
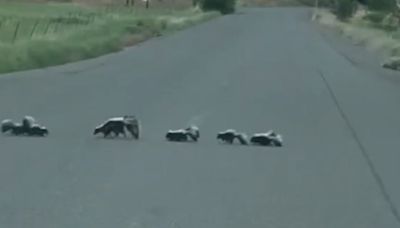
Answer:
(312, 0, 319, 20)
(44, 20, 52, 34)
(30, 20, 40, 38)
(54, 21, 60, 33)
(12, 21, 21, 43)
(126, 0, 135, 7)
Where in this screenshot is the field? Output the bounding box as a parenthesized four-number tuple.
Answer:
(0, 1, 218, 73)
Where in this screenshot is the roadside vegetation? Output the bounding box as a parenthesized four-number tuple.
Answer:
(0, 1, 219, 74)
(198, 0, 237, 14)
(237, 0, 331, 7)
(314, 0, 400, 70)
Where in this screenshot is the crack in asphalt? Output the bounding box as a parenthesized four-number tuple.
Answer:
(316, 69, 400, 225)
(60, 62, 106, 75)
(315, 24, 360, 68)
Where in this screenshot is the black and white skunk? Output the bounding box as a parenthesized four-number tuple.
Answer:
(93, 116, 140, 139)
(250, 131, 283, 147)
(217, 129, 248, 145)
(166, 125, 200, 142)
(1, 116, 49, 137)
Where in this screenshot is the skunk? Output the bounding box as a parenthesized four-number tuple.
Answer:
(250, 131, 283, 147)
(217, 129, 248, 145)
(166, 125, 200, 142)
(1, 116, 49, 137)
(93, 116, 140, 139)
(94, 118, 126, 138)
(166, 129, 190, 142)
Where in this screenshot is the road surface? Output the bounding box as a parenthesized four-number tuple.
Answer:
(0, 7, 399, 228)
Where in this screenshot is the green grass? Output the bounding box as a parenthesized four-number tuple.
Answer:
(0, 2, 219, 74)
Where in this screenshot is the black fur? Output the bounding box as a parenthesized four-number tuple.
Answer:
(166, 131, 189, 142)
(250, 135, 273, 146)
(28, 125, 49, 136)
(94, 116, 140, 139)
(8, 124, 26, 136)
(166, 126, 199, 142)
(94, 120, 126, 138)
(250, 134, 283, 147)
(217, 131, 236, 144)
(217, 130, 248, 145)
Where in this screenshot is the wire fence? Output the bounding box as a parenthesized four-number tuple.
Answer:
(0, 12, 102, 43)
(0, 1, 190, 44)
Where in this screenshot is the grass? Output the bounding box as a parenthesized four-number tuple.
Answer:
(0, 2, 219, 74)
(314, 8, 400, 69)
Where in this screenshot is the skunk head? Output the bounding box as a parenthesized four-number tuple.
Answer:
(186, 125, 200, 139)
(93, 126, 102, 135)
(42, 128, 49, 136)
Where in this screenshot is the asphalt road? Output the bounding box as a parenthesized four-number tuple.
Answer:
(0, 7, 399, 228)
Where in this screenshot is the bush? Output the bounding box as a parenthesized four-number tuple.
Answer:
(381, 13, 400, 31)
(200, 0, 236, 14)
(367, 0, 396, 12)
(363, 11, 387, 23)
(297, 0, 335, 7)
(335, 0, 357, 21)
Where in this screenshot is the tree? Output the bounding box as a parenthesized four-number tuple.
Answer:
(367, 0, 396, 11)
(335, 0, 357, 20)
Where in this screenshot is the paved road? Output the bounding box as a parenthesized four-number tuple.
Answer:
(0, 7, 399, 228)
